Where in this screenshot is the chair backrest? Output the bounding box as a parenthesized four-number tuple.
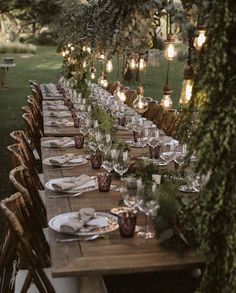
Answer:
(22, 112, 42, 158)
(1, 193, 50, 268)
(7, 144, 43, 190)
(10, 130, 41, 171)
(0, 193, 54, 292)
(9, 166, 47, 228)
(125, 90, 136, 107)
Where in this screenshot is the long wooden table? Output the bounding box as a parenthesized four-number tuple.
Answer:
(41, 84, 203, 292)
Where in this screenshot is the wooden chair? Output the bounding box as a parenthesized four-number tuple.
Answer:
(10, 130, 41, 171)
(27, 95, 43, 134)
(0, 193, 78, 293)
(152, 105, 165, 128)
(30, 82, 43, 108)
(22, 112, 42, 158)
(7, 144, 44, 190)
(125, 90, 136, 107)
(0, 193, 54, 292)
(9, 166, 47, 229)
(0, 228, 18, 293)
(107, 81, 119, 95)
(142, 101, 158, 120)
(160, 110, 178, 136)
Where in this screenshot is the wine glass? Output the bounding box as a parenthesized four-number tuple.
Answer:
(113, 151, 130, 192)
(173, 144, 187, 179)
(178, 159, 198, 193)
(102, 149, 113, 173)
(136, 179, 159, 239)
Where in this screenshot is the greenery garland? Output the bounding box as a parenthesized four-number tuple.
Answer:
(179, 0, 236, 292)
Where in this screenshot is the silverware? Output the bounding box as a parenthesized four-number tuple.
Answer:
(49, 192, 82, 199)
(56, 234, 100, 243)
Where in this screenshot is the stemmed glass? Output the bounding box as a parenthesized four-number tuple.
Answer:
(102, 149, 113, 173)
(136, 179, 159, 239)
(173, 144, 186, 179)
(113, 151, 130, 192)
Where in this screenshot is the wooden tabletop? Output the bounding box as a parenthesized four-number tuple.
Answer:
(42, 137, 203, 278)
(40, 84, 65, 101)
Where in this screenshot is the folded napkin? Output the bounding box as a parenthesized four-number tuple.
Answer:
(49, 111, 70, 118)
(60, 208, 95, 234)
(49, 153, 75, 166)
(47, 105, 68, 111)
(49, 137, 73, 147)
(45, 120, 73, 127)
(45, 101, 64, 105)
(52, 174, 96, 192)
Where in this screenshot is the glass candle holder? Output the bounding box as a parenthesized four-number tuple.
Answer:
(97, 172, 111, 192)
(71, 109, 77, 118)
(133, 131, 138, 142)
(73, 117, 80, 128)
(118, 116, 126, 127)
(149, 145, 161, 159)
(118, 210, 137, 238)
(90, 152, 102, 169)
(64, 98, 70, 106)
(74, 134, 84, 149)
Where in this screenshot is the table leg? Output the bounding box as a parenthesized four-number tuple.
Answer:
(78, 276, 108, 293)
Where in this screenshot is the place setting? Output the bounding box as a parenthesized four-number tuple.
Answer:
(44, 110, 72, 118)
(46, 173, 98, 198)
(44, 119, 74, 127)
(49, 207, 119, 242)
(41, 137, 75, 149)
(43, 153, 88, 171)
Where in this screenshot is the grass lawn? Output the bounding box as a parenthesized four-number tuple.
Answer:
(0, 45, 184, 228)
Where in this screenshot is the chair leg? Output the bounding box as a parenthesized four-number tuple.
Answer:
(37, 267, 55, 293)
(21, 271, 32, 293)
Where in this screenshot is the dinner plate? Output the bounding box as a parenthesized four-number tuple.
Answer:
(48, 211, 118, 236)
(43, 156, 87, 167)
(110, 206, 131, 216)
(45, 176, 98, 194)
(125, 140, 146, 148)
(41, 139, 75, 148)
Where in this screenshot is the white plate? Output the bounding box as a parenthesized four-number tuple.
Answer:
(43, 156, 87, 167)
(42, 139, 75, 148)
(45, 176, 98, 194)
(125, 140, 146, 148)
(48, 212, 118, 236)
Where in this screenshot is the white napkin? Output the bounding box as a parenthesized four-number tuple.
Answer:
(45, 101, 64, 105)
(60, 208, 95, 234)
(45, 120, 73, 127)
(52, 174, 96, 192)
(49, 137, 73, 147)
(48, 111, 70, 118)
(49, 153, 75, 166)
(47, 105, 68, 111)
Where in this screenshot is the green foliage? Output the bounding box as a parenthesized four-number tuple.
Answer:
(91, 106, 116, 139)
(179, 0, 236, 292)
(0, 41, 36, 54)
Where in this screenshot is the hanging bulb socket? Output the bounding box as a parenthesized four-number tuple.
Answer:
(136, 86, 144, 96)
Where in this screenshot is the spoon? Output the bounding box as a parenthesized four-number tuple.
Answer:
(56, 234, 100, 243)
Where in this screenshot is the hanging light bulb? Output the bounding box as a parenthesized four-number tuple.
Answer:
(102, 78, 108, 88)
(114, 81, 126, 103)
(83, 61, 87, 68)
(106, 59, 113, 73)
(179, 63, 194, 105)
(98, 72, 108, 88)
(160, 85, 173, 110)
(129, 58, 136, 70)
(65, 49, 70, 55)
(194, 27, 207, 50)
(71, 46, 75, 51)
(68, 43, 72, 48)
(61, 51, 66, 57)
(99, 52, 105, 60)
(89, 67, 96, 80)
(164, 35, 176, 61)
(138, 57, 146, 71)
(86, 47, 91, 53)
(133, 86, 149, 114)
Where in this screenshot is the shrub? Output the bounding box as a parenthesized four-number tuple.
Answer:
(0, 42, 36, 54)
